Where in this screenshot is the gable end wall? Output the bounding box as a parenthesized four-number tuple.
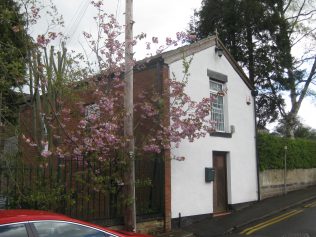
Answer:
(168, 45, 258, 218)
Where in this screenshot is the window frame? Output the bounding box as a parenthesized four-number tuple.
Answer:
(209, 80, 226, 132)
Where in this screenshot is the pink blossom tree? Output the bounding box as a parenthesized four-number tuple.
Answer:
(19, 0, 215, 230)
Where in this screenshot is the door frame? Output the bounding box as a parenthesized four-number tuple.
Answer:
(212, 151, 228, 214)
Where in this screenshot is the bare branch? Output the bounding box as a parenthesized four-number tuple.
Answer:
(288, 0, 307, 34)
(286, 9, 316, 20)
(291, 26, 316, 47)
(295, 13, 316, 23)
(283, 0, 293, 14)
(295, 55, 316, 65)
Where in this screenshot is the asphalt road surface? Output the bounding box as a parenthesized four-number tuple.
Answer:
(238, 200, 316, 237)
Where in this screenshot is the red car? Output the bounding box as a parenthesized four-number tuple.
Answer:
(0, 209, 152, 237)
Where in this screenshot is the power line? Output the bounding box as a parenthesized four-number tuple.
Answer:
(64, 0, 90, 44)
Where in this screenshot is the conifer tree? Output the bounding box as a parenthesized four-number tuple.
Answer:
(194, 0, 316, 136)
(0, 0, 29, 124)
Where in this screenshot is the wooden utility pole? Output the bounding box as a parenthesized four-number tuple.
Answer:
(124, 0, 136, 232)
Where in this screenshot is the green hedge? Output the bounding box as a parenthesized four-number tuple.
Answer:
(258, 133, 316, 171)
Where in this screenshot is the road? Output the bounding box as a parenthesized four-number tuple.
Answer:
(237, 200, 316, 237)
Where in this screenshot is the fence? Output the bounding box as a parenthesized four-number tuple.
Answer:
(0, 156, 164, 226)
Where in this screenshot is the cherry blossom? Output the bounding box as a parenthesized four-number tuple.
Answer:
(23, 0, 215, 170)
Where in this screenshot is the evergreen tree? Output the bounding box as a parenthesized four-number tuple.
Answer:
(0, 0, 29, 125)
(196, 0, 289, 128)
(194, 0, 316, 136)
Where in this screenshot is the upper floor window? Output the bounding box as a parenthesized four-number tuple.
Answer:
(210, 80, 225, 132)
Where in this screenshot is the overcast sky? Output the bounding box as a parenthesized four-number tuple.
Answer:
(37, 0, 315, 129)
(45, 0, 201, 59)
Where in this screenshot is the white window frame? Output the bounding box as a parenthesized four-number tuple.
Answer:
(210, 80, 225, 132)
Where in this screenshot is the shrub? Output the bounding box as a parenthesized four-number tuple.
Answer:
(258, 133, 316, 171)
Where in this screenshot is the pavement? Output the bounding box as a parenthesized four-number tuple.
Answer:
(156, 185, 316, 237)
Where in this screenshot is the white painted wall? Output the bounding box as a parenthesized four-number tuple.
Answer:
(168, 46, 258, 218)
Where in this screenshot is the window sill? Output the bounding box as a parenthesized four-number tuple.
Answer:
(209, 131, 232, 138)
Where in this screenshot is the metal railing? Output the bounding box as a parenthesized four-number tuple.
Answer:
(0, 156, 164, 225)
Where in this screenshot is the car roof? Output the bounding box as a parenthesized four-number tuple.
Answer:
(0, 210, 152, 237)
(0, 209, 73, 225)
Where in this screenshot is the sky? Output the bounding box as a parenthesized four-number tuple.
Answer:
(40, 0, 201, 58)
(36, 0, 315, 130)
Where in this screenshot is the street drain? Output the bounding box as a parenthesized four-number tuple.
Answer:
(282, 233, 310, 237)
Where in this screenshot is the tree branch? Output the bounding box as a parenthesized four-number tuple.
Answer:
(296, 57, 316, 112)
(266, 77, 286, 117)
(283, 0, 293, 14)
(291, 26, 316, 47)
(288, 0, 307, 34)
(286, 9, 316, 20)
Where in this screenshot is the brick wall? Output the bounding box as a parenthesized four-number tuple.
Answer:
(134, 61, 172, 232)
(18, 60, 172, 232)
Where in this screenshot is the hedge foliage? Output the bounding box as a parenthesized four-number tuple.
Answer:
(258, 133, 316, 171)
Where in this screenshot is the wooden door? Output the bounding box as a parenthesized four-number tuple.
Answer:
(213, 152, 228, 213)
